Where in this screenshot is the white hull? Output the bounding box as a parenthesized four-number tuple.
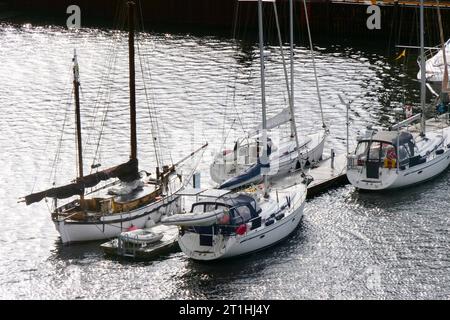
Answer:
(178, 183, 306, 261)
(54, 193, 181, 244)
(348, 148, 450, 190)
(347, 126, 450, 190)
(210, 131, 326, 184)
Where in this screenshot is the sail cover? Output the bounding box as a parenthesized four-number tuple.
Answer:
(251, 108, 292, 136)
(24, 159, 139, 205)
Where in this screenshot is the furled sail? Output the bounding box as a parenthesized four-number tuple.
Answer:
(250, 108, 292, 136)
(24, 159, 139, 205)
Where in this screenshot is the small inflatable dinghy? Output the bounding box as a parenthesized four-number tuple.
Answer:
(118, 229, 164, 245)
(161, 209, 225, 227)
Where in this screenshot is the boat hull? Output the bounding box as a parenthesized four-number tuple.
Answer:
(211, 131, 326, 185)
(54, 193, 180, 244)
(178, 184, 306, 261)
(347, 139, 450, 191)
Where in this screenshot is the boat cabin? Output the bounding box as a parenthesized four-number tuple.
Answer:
(181, 193, 263, 246)
(350, 131, 422, 178)
(191, 193, 261, 226)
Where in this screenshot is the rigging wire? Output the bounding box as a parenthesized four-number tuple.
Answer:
(301, 0, 327, 131)
(89, 3, 127, 172)
(47, 69, 74, 188)
(136, 0, 170, 167)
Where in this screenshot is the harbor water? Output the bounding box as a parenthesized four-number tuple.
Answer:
(0, 21, 449, 299)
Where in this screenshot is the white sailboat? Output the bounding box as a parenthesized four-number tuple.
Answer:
(210, 0, 327, 189)
(347, 0, 450, 191)
(20, 1, 205, 244)
(417, 38, 449, 84)
(162, 0, 307, 261)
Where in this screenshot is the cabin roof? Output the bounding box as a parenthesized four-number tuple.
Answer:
(364, 131, 414, 145)
(196, 193, 259, 211)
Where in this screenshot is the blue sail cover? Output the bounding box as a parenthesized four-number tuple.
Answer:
(219, 161, 269, 190)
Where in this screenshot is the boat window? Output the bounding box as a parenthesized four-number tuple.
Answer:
(204, 204, 216, 212)
(355, 141, 369, 158)
(231, 205, 252, 225)
(398, 145, 409, 162)
(368, 142, 381, 160)
(191, 204, 204, 213)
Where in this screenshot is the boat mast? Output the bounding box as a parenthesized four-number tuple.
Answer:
(420, 0, 426, 135)
(257, 0, 268, 196)
(272, 1, 301, 166)
(287, 0, 303, 167)
(73, 50, 84, 203)
(289, 0, 295, 138)
(128, 1, 138, 161)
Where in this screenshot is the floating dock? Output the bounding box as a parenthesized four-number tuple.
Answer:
(306, 152, 349, 198)
(101, 224, 180, 260)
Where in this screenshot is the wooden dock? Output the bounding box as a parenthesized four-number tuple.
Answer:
(306, 152, 349, 198)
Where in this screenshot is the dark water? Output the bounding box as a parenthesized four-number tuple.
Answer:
(0, 21, 449, 299)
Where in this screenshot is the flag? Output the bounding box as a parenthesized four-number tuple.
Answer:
(395, 49, 406, 60)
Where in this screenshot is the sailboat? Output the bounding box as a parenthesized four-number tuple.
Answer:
(210, 0, 327, 190)
(161, 0, 307, 261)
(347, 0, 450, 191)
(20, 1, 205, 244)
(417, 38, 449, 85)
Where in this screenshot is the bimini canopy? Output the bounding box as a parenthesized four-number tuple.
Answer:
(197, 193, 261, 213)
(367, 131, 414, 146)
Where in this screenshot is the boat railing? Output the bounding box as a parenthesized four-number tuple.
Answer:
(116, 237, 141, 258)
(390, 113, 422, 131)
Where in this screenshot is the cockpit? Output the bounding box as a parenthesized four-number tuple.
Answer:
(352, 131, 417, 170)
(190, 194, 261, 225)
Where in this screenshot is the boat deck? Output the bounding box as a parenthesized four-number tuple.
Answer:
(408, 116, 450, 134)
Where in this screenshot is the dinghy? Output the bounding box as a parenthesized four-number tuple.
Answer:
(119, 229, 164, 245)
(161, 208, 226, 227)
(101, 224, 180, 260)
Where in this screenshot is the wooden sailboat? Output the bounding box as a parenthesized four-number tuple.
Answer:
(346, 0, 450, 191)
(210, 0, 327, 190)
(20, 1, 205, 244)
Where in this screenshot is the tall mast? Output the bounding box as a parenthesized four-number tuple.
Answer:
(73, 50, 84, 203)
(257, 0, 268, 196)
(128, 1, 137, 161)
(289, 0, 295, 138)
(272, 0, 302, 167)
(419, 0, 426, 135)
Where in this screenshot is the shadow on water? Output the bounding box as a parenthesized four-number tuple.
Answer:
(172, 224, 308, 299)
(346, 167, 450, 211)
(49, 239, 105, 261)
